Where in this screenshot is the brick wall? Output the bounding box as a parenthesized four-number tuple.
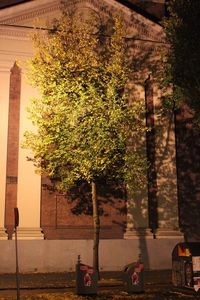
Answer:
(41, 176, 126, 239)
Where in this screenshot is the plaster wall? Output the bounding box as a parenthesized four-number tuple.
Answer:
(17, 75, 41, 229)
(0, 0, 184, 268)
(0, 238, 183, 273)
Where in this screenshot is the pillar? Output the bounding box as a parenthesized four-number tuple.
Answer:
(153, 79, 183, 238)
(15, 70, 44, 240)
(4, 62, 21, 239)
(124, 84, 150, 239)
(124, 77, 183, 240)
(0, 66, 10, 239)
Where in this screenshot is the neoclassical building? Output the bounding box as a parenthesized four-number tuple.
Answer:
(1, 0, 196, 273)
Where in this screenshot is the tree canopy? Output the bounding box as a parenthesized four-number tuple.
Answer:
(23, 9, 147, 272)
(163, 0, 200, 120)
(23, 10, 146, 191)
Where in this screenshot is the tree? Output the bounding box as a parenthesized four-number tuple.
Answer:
(163, 0, 200, 121)
(23, 9, 146, 273)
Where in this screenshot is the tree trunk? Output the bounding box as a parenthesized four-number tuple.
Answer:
(92, 181, 100, 274)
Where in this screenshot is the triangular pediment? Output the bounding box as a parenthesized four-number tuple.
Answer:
(0, 0, 164, 43)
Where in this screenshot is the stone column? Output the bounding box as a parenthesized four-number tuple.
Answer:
(153, 81, 183, 239)
(0, 66, 10, 240)
(124, 85, 150, 239)
(124, 77, 183, 240)
(4, 62, 21, 239)
(15, 72, 44, 240)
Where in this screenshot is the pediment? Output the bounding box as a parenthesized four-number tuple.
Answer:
(0, 0, 165, 43)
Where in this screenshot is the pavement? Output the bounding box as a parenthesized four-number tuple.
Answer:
(0, 270, 171, 290)
(1, 270, 200, 299)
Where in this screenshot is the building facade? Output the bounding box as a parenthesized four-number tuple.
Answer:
(0, 0, 187, 273)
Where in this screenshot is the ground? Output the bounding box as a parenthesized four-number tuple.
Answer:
(0, 270, 200, 299)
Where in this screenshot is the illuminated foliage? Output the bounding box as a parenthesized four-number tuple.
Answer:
(23, 10, 146, 271)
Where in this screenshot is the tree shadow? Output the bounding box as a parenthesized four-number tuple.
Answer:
(174, 105, 200, 241)
(40, 3, 182, 268)
(41, 177, 127, 239)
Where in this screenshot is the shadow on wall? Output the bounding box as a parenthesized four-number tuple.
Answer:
(125, 19, 182, 267)
(175, 105, 200, 242)
(129, 100, 181, 268)
(39, 11, 175, 270)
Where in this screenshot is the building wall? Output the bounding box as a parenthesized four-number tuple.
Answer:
(41, 177, 126, 239)
(0, 238, 180, 273)
(175, 106, 200, 242)
(0, 0, 185, 272)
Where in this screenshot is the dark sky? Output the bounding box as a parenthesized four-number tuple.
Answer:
(0, 0, 32, 9)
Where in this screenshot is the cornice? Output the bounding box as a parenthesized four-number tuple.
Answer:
(0, 49, 31, 58)
(0, 1, 61, 25)
(66, 0, 165, 41)
(0, 26, 30, 40)
(127, 14, 164, 42)
(0, 65, 11, 73)
(0, 0, 165, 45)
